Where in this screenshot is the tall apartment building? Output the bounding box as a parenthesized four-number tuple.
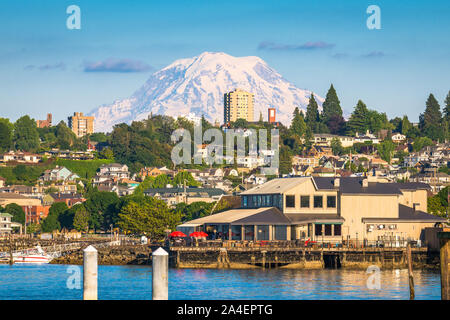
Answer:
(68, 112, 94, 137)
(36, 113, 52, 128)
(223, 88, 254, 123)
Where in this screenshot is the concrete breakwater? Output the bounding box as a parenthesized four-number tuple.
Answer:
(51, 245, 440, 270)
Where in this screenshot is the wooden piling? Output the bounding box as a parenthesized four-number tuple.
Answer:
(83, 245, 98, 300)
(406, 243, 415, 300)
(152, 247, 169, 300)
(438, 232, 450, 300)
(261, 250, 266, 269)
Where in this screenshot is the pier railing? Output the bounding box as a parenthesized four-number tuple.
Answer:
(170, 239, 427, 250)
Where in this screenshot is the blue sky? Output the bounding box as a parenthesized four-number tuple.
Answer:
(0, 0, 449, 124)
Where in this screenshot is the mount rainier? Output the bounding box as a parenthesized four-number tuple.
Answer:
(89, 52, 323, 132)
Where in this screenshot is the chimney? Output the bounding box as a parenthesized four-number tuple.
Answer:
(362, 178, 368, 188)
(334, 178, 340, 187)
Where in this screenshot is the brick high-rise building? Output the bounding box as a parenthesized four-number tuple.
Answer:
(68, 112, 94, 137)
(268, 107, 276, 123)
(36, 113, 52, 128)
(223, 88, 254, 123)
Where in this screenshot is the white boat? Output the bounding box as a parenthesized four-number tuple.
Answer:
(13, 245, 53, 264)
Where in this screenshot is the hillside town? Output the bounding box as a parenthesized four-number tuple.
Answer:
(0, 87, 449, 250)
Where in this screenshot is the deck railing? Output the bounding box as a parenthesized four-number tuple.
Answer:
(169, 239, 427, 249)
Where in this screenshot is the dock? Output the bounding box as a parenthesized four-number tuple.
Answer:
(169, 241, 437, 270)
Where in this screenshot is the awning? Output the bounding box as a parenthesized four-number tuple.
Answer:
(314, 222, 343, 225)
(177, 223, 202, 228)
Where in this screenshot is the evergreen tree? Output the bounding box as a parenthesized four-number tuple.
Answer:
(346, 100, 369, 135)
(5, 203, 25, 225)
(443, 91, 450, 140)
(13, 115, 40, 152)
(322, 85, 342, 120)
(330, 138, 344, 156)
(289, 107, 307, 137)
(420, 93, 443, 141)
(305, 94, 327, 133)
(0, 121, 12, 152)
(444, 90, 450, 120)
(41, 202, 67, 232)
(305, 94, 320, 125)
(279, 145, 292, 175)
(55, 121, 78, 150)
(400, 115, 412, 135)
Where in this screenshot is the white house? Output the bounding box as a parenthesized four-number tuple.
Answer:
(99, 163, 130, 179)
(391, 133, 406, 143)
(0, 212, 13, 236)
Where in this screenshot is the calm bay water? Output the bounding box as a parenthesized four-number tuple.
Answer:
(0, 264, 441, 300)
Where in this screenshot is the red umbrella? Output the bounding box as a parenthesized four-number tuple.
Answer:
(190, 231, 208, 238)
(169, 231, 186, 238)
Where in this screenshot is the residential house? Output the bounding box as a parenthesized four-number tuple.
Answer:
(140, 167, 162, 178)
(0, 185, 39, 197)
(158, 166, 176, 178)
(223, 168, 239, 177)
(244, 174, 268, 186)
(50, 193, 86, 208)
(312, 134, 355, 148)
(0, 193, 41, 207)
(355, 130, 380, 144)
(391, 133, 406, 143)
(293, 165, 314, 177)
(99, 163, 130, 179)
(0, 177, 5, 188)
(44, 149, 95, 160)
(312, 167, 335, 177)
(292, 156, 319, 168)
(305, 145, 333, 158)
(22, 205, 51, 224)
(0, 151, 42, 164)
(40, 166, 79, 182)
(144, 187, 227, 206)
(0, 213, 13, 236)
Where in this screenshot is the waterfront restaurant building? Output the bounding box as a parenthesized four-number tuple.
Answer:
(177, 177, 446, 243)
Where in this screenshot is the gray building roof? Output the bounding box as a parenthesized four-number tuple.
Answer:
(240, 177, 310, 195)
(313, 177, 403, 195)
(362, 205, 447, 223)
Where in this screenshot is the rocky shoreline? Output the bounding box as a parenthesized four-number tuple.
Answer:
(51, 245, 152, 265)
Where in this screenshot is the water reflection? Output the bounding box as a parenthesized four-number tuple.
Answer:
(0, 265, 441, 300)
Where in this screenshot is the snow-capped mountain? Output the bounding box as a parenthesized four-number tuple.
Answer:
(90, 52, 323, 132)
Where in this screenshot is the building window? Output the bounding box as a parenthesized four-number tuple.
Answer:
(274, 225, 287, 240)
(244, 225, 254, 240)
(314, 196, 323, 208)
(257, 225, 269, 241)
(266, 195, 271, 206)
(286, 195, 295, 208)
(327, 196, 336, 208)
(231, 225, 241, 240)
(300, 196, 310, 208)
(325, 224, 332, 236)
(334, 225, 341, 236)
(315, 224, 322, 236)
(243, 196, 248, 207)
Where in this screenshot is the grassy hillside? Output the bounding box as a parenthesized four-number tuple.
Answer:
(55, 159, 115, 180)
(0, 162, 55, 185)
